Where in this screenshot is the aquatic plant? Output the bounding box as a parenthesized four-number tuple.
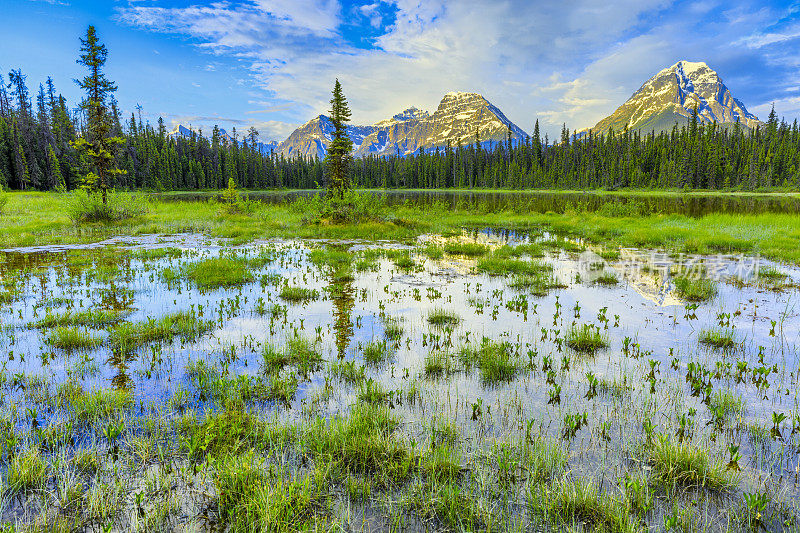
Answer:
(565, 324, 609, 354)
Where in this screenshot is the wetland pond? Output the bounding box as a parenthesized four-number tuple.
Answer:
(0, 228, 799, 531)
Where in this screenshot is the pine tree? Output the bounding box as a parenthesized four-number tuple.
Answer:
(72, 25, 125, 204)
(323, 79, 353, 198)
(47, 145, 64, 190)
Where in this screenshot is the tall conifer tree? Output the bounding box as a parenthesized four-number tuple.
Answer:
(324, 79, 353, 198)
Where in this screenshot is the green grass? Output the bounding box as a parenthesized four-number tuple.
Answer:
(305, 402, 410, 484)
(32, 309, 126, 329)
(425, 351, 458, 377)
(328, 360, 366, 384)
(269, 335, 324, 376)
(191, 409, 295, 459)
(673, 276, 717, 302)
(214, 453, 329, 532)
(279, 286, 320, 302)
(493, 243, 545, 258)
(646, 434, 737, 490)
(709, 388, 744, 418)
(56, 383, 134, 423)
(362, 340, 391, 364)
(698, 327, 738, 350)
(44, 326, 104, 351)
(594, 272, 619, 285)
(108, 310, 215, 353)
(6, 448, 48, 493)
(308, 248, 352, 271)
(508, 272, 564, 297)
(383, 317, 404, 341)
(565, 324, 609, 354)
(390, 251, 417, 270)
(758, 266, 788, 280)
(427, 308, 461, 326)
(420, 244, 444, 259)
(530, 479, 635, 533)
(182, 257, 255, 289)
(409, 480, 486, 530)
(6, 191, 800, 264)
(443, 242, 490, 257)
(476, 256, 552, 277)
(357, 379, 392, 405)
(458, 340, 520, 383)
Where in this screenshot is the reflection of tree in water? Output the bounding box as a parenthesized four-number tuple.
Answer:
(108, 347, 135, 391)
(95, 282, 136, 311)
(327, 250, 356, 360)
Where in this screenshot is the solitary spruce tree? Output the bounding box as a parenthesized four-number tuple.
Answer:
(72, 25, 125, 205)
(324, 79, 353, 198)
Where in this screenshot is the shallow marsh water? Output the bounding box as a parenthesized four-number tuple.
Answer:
(1, 228, 799, 530)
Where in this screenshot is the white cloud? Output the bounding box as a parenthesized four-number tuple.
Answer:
(118, 0, 800, 137)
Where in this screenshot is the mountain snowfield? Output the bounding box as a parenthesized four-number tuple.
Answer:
(583, 60, 762, 136)
(170, 60, 762, 158)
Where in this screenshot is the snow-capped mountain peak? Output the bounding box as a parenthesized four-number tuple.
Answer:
(585, 59, 761, 136)
(276, 92, 528, 159)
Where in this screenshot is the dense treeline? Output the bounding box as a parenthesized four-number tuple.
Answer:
(1, 68, 799, 192)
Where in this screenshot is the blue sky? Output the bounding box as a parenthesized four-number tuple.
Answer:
(2, 0, 799, 141)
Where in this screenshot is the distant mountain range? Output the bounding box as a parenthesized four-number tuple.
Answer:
(170, 60, 762, 158)
(168, 124, 279, 155)
(275, 92, 527, 159)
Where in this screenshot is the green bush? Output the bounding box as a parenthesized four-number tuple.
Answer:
(63, 189, 148, 223)
(291, 190, 386, 224)
(216, 178, 260, 215)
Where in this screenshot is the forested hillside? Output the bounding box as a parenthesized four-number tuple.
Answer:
(1, 68, 799, 192)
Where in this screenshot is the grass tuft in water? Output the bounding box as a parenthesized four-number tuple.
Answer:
(383, 317, 404, 341)
(182, 257, 255, 289)
(565, 324, 609, 354)
(594, 271, 619, 285)
(33, 309, 126, 329)
(427, 308, 461, 327)
(279, 286, 320, 302)
(213, 452, 329, 531)
(508, 272, 565, 296)
(6, 448, 48, 493)
(709, 388, 744, 418)
(646, 434, 737, 490)
(362, 340, 391, 364)
(305, 402, 410, 484)
(530, 479, 635, 533)
(425, 351, 458, 378)
(109, 310, 214, 353)
(328, 360, 366, 385)
(459, 339, 520, 383)
(409, 479, 486, 530)
(673, 276, 717, 302)
(443, 242, 489, 257)
(698, 327, 738, 350)
(477, 256, 552, 277)
(44, 327, 104, 351)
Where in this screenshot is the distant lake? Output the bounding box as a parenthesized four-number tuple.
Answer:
(154, 189, 800, 216)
